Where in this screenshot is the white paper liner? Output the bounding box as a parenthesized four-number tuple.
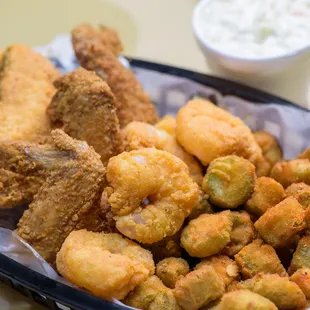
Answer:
(0, 34, 309, 309)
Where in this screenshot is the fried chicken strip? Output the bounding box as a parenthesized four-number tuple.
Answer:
(72, 23, 123, 56)
(16, 130, 106, 265)
(0, 45, 60, 143)
(47, 68, 124, 166)
(72, 25, 158, 127)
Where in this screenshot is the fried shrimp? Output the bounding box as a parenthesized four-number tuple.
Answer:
(254, 197, 306, 248)
(176, 99, 264, 169)
(56, 230, 154, 301)
(195, 255, 239, 288)
(245, 177, 286, 217)
(254, 130, 283, 167)
(181, 211, 233, 258)
(106, 148, 199, 244)
(202, 155, 256, 209)
(235, 239, 288, 279)
(123, 121, 203, 184)
(222, 211, 255, 257)
(231, 273, 306, 310)
(124, 275, 181, 310)
(155, 115, 177, 136)
(156, 258, 190, 289)
(173, 265, 225, 310)
(215, 290, 277, 310)
(270, 159, 310, 187)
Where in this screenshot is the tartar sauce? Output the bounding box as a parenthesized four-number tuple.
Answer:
(196, 0, 310, 58)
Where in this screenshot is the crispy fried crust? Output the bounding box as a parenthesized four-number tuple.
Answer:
(72, 26, 158, 127)
(0, 45, 60, 143)
(16, 130, 106, 265)
(72, 23, 123, 56)
(47, 68, 124, 165)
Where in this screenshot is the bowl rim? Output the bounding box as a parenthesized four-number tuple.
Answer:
(192, 0, 310, 63)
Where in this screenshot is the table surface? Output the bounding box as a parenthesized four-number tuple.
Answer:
(0, 0, 309, 308)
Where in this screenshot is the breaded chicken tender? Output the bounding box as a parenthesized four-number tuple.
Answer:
(290, 268, 310, 299)
(72, 23, 123, 56)
(124, 275, 181, 310)
(235, 239, 287, 279)
(155, 115, 177, 136)
(203, 155, 256, 209)
(285, 182, 310, 209)
(245, 177, 285, 217)
(270, 159, 310, 187)
(72, 26, 158, 127)
(222, 211, 255, 257)
(0, 45, 60, 143)
(56, 230, 154, 300)
(254, 197, 306, 248)
(289, 236, 310, 274)
(181, 211, 232, 258)
(215, 290, 277, 310)
(47, 68, 124, 165)
(173, 265, 225, 310)
(156, 258, 190, 289)
(16, 130, 106, 265)
(231, 273, 306, 309)
(195, 255, 239, 288)
(123, 121, 203, 184)
(176, 100, 265, 171)
(254, 130, 283, 167)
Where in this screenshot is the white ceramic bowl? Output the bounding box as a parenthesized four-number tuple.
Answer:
(192, 0, 310, 76)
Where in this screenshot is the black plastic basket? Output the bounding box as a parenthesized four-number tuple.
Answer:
(0, 58, 307, 310)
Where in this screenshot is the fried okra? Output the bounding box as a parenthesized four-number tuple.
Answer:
(254, 130, 282, 166)
(124, 275, 181, 310)
(195, 255, 239, 288)
(234, 239, 287, 279)
(289, 236, 310, 274)
(231, 273, 306, 310)
(215, 290, 277, 310)
(203, 155, 256, 209)
(290, 268, 310, 299)
(222, 211, 255, 257)
(173, 265, 225, 310)
(156, 258, 190, 289)
(254, 197, 306, 248)
(285, 182, 310, 209)
(306, 207, 310, 230)
(188, 192, 215, 221)
(298, 147, 310, 160)
(181, 212, 232, 258)
(245, 177, 285, 217)
(270, 159, 310, 188)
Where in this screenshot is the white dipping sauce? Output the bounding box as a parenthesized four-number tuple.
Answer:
(196, 0, 310, 58)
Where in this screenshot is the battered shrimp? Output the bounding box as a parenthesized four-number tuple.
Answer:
(254, 130, 283, 167)
(285, 182, 310, 209)
(155, 115, 177, 136)
(181, 211, 232, 258)
(106, 148, 199, 244)
(235, 239, 287, 279)
(245, 177, 286, 217)
(222, 211, 255, 257)
(270, 159, 310, 187)
(231, 273, 306, 310)
(156, 257, 190, 289)
(124, 275, 181, 310)
(173, 265, 225, 310)
(215, 290, 277, 310)
(202, 155, 256, 209)
(56, 230, 154, 300)
(290, 268, 310, 299)
(176, 99, 264, 170)
(254, 197, 306, 248)
(123, 121, 203, 185)
(195, 255, 239, 288)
